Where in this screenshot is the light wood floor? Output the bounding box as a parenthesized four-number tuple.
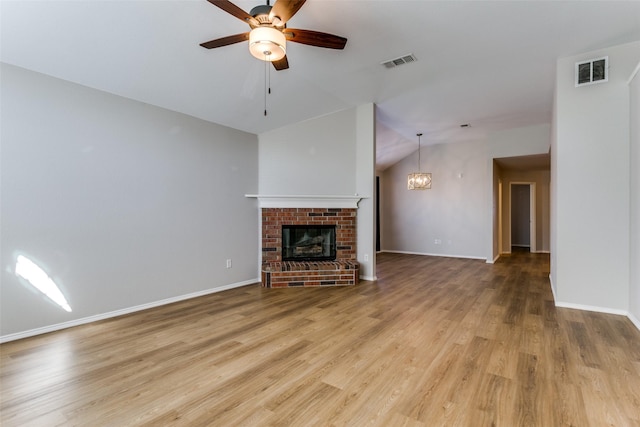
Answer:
(2, 252, 640, 426)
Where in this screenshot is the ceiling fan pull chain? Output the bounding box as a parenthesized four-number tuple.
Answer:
(264, 57, 268, 116)
(268, 59, 272, 95)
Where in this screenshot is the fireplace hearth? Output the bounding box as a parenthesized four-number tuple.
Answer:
(260, 207, 358, 287)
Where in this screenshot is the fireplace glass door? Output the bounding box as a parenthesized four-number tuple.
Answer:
(282, 225, 336, 261)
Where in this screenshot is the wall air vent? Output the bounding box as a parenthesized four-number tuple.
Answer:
(381, 54, 417, 69)
(575, 56, 608, 87)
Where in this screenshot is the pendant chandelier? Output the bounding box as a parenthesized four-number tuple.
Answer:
(407, 133, 432, 190)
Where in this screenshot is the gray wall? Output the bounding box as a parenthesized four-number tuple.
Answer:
(381, 139, 487, 258)
(1, 64, 259, 339)
(381, 124, 550, 261)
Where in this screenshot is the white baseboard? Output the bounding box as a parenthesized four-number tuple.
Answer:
(553, 301, 629, 317)
(547, 274, 640, 332)
(380, 250, 486, 261)
(549, 274, 557, 302)
(486, 253, 501, 264)
(501, 250, 549, 255)
(527, 271, 640, 335)
(554, 301, 639, 332)
(360, 275, 377, 281)
(0, 278, 259, 344)
(627, 312, 640, 331)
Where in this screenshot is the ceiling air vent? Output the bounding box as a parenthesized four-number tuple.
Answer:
(575, 56, 608, 87)
(381, 54, 417, 69)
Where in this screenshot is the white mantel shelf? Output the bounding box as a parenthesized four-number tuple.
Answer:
(245, 195, 367, 209)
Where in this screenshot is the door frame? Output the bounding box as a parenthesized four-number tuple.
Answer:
(509, 182, 536, 252)
(498, 179, 503, 254)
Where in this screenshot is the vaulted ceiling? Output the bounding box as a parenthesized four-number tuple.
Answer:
(2, 1, 639, 171)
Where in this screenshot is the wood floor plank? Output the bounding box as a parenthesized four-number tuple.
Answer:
(2, 252, 640, 426)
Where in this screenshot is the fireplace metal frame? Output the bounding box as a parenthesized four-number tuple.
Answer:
(281, 224, 337, 262)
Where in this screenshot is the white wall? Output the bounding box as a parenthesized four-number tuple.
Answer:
(629, 62, 640, 326)
(552, 41, 640, 312)
(258, 105, 377, 279)
(355, 104, 377, 279)
(258, 109, 357, 195)
(0, 64, 259, 340)
(550, 77, 559, 299)
(487, 125, 551, 160)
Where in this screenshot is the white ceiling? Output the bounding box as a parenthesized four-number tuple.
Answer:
(2, 1, 639, 171)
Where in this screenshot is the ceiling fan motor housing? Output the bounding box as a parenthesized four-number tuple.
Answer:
(249, 5, 273, 26)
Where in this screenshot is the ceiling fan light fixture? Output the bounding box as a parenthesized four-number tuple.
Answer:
(249, 27, 286, 61)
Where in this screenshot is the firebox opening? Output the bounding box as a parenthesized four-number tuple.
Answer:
(282, 225, 337, 261)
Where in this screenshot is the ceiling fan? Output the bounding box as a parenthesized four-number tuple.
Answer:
(200, 0, 347, 70)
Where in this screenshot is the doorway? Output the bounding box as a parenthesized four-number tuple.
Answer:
(509, 182, 536, 252)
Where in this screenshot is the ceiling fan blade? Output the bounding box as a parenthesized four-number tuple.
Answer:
(272, 55, 289, 71)
(200, 32, 249, 49)
(206, 0, 258, 27)
(283, 29, 347, 49)
(269, 0, 306, 25)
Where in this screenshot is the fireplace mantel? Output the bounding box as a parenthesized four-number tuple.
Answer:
(245, 194, 366, 209)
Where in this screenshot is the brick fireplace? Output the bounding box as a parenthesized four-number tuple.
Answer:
(261, 207, 359, 288)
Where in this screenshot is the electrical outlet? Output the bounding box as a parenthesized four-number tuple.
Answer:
(226, 259, 232, 269)
(434, 239, 442, 245)
(364, 254, 369, 261)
